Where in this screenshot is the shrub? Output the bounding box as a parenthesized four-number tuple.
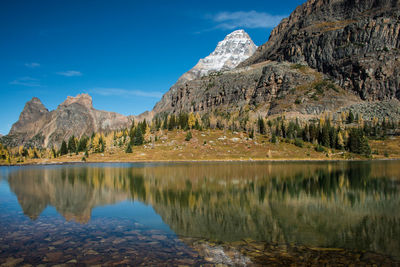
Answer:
(125, 144, 133, 153)
(294, 138, 304, 148)
(271, 134, 277, 144)
(315, 144, 325, 152)
(185, 131, 192, 141)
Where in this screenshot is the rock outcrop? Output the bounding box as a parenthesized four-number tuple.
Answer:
(6, 94, 130, 148)
(240, 0, 400, 100)
(153, 60, 361, 119)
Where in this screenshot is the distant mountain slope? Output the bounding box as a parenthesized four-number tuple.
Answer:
(5, 94, 130, 148)
(177, 29, 257, 83)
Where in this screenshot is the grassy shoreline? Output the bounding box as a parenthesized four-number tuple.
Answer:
(1, 130, 399, 166)
(2, 156, 400, 167)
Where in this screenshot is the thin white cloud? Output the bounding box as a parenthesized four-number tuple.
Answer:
(57, 70, 82, 77)
(90, 88, 163, 98)
(210, 10, 286, 30)
(25, 62, 40, 68)
(9, 76, 41, 87)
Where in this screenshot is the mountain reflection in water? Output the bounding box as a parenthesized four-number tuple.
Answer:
(6, 161, 400, 259)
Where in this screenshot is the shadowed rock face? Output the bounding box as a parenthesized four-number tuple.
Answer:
(7, 94, 130, 148)
(240, 0, 400, 100)
(9, 97, 51, 145)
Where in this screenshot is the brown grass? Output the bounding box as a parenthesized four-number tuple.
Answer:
(2, 130, 395, 166)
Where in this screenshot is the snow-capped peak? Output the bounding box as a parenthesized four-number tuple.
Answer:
(178, 29, 257, 82)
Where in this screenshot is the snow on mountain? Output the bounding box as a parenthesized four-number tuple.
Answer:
(177, 29, 257, 82)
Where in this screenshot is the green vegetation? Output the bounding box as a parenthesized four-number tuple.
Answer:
(185, 131, 192, 141)
(60, 141, 68, 156)
(125, 144, 133, 153)
(1, 109, 399, 165)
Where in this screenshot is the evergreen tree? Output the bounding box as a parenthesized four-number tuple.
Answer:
(302, 124, 310, 142)
(249, 129, 254, 139)
(67, 135, 76, 153)
(133, 127, 144, 146)
(280, 122, 286, 138)
(163, 115, 168, 130)
(347, 111, 355, 124)
(77, 135, 88, 152)
(185, 131, 192, 141)
(347, 128, 371, 156)
(271, 133, 277, 144)
(60, 140, 68, 156)
(98, 136, 105, 153)
(321, 124, 330, 147)
(52, 146, 57, 158)
(257, 116, 266, 135)
(125, 144, 133, 153)
(168, 114, 176, 131)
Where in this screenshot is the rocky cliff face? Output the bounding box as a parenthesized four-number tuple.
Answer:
(153, 0, 400, 119)
(6, 94, 130, 148)
(153, 60, 360, 119)
(9, 97, 51, 145)
(240, 0, 400, 100)
(177, 30, 257, 83)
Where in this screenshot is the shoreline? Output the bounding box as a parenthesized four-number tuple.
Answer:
(1, 157, 400, 167)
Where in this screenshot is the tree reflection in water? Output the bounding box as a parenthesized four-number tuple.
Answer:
(7, 161, 400, 259)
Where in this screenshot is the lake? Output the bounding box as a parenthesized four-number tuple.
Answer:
(0, 161, 399, 266)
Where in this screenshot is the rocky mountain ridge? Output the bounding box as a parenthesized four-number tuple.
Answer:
(5, 94, 130, 148)
(152, 0, 400, 120)
(240, 0, 400, 100)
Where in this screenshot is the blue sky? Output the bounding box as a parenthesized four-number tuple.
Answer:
(0, 0, 305, 135)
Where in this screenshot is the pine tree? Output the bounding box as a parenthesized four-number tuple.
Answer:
(133, 127, 144, 146)
(163, 115, 168, 130)
(347, 111, 355, 124)
(60, 140, 68, 156)
(67, 135, 76, 153)
(321, 124, 330, 147)
(257, 116, 266, 135)
(271, 134, 277, 144)
(185, 131, 192, 141)
(168, 114, 176, 131)
(52, 146, 57, 158)
(77, 135, 88, 152)
(125, 144, 133, 153)
(347, 128, 371, 156)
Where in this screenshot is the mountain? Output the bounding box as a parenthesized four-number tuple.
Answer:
(153, 0, 400, 119)
(5, 94, 130, 148)
(240, 0, 400, 101)
(4, 0, 400, 149)
(177, 29, 257, 82)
